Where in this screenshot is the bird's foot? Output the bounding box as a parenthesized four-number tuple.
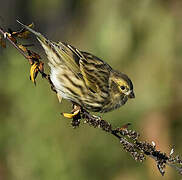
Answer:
(62, 104, 82, 127)
(62, 104, 81, 119)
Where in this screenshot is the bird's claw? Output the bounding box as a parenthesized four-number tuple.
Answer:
(62, 109, 80, 119)
(62, 104, 81, 119)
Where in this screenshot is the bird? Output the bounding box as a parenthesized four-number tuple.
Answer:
(17, 21, 135, 114)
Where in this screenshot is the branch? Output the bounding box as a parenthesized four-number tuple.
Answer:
(1, 24, 182, 177)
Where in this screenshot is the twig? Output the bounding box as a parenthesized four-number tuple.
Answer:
(0, 28, 29, 60)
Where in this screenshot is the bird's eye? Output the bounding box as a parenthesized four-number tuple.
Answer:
(120, 86, 126, 90)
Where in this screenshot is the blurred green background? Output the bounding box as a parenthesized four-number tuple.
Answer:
(0, 0, 182, 179)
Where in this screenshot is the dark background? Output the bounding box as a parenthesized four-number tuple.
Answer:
(0, 0, 182, 179)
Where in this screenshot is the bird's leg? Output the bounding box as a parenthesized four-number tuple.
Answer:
(62, 103, 82, 127)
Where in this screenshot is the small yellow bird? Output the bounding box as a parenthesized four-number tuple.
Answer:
(17, 21, 135, 113)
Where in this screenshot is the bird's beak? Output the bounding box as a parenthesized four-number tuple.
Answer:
(128, 91, 135, 99)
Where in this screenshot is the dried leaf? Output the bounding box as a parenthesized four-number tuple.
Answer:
(18, 44, 27, 52)
(0, 35, 6, 48)
(30, 62, 39, 85)
(28, 50, 41, 60)
(9, 35, 17, 44)
(119, 123, 131, 130)
(38, 61, 44, 73)
(12, 23, 34, 39)
(4, 32, 17, 44)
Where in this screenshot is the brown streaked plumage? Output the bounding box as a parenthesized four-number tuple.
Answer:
(17, 21, 135, 113)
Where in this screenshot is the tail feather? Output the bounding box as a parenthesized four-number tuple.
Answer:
(16, 20, 46, 43)
(17, 20, 62, 66)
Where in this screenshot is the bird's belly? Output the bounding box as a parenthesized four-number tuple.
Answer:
(50, 66, 71, 100)
(49, 65, 87, 103)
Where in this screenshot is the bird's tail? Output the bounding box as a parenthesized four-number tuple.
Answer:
(16, 20, 61, 66)
(16, 20, 48, 44)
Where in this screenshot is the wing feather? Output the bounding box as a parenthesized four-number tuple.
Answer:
(55, 44, 111, 94)
(80, 52, 111, 94)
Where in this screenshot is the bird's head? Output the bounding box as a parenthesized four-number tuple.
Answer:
(110, 71, 135, 100)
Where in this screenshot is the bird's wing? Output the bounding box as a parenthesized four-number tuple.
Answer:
(80, 51, 112, 94)
(53, 43, 112, 94)
(56, 43, 99, 93)
(55, 43, 112, 94)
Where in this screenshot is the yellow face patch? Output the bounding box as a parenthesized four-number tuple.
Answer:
(114, 79, 129, 93)
(116, 79, 129, 88)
